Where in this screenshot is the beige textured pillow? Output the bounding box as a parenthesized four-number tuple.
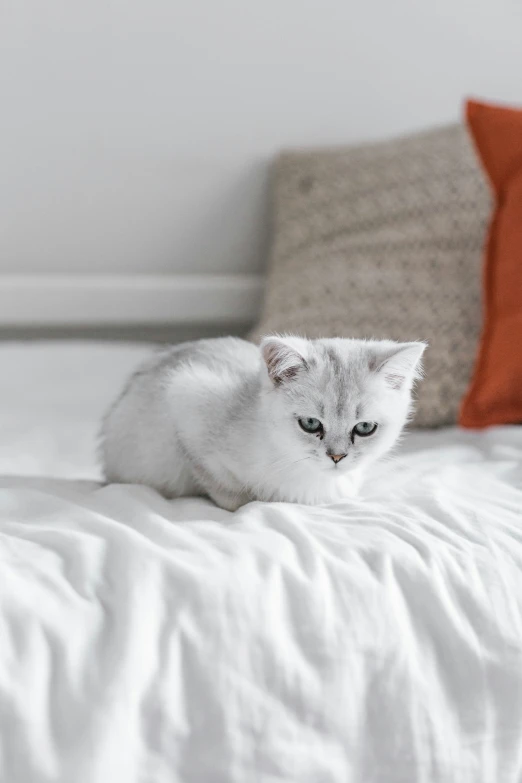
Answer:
(251, 124, 491, 427)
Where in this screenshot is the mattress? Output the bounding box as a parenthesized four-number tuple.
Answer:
(2, 342, 522, 783)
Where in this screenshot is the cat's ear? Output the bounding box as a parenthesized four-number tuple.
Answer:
(372, 342, 427, 390)
(261, 336, 309, 385)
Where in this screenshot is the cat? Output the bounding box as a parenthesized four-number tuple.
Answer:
(101, 335, 426, 511)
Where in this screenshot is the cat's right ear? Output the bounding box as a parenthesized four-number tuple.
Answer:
(261, 336, 309, 386)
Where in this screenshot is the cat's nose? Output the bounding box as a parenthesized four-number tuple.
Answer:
(329, 453, 346, 464)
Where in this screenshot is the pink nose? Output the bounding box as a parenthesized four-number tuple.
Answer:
(329, 453, 346, 464)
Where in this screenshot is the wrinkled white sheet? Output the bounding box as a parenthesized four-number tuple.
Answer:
(1, 342, 522, 782)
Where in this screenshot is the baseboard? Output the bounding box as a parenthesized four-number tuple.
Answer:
(0, 274, 264, 327)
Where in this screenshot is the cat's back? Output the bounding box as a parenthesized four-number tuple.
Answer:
(165, 338, 261, 425)
(108, 336, 260, 419)
(101, 337, 260, 490)
(156, 336, 259, 386)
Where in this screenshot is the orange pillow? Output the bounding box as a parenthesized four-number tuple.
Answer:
(459, 99, 522, 429)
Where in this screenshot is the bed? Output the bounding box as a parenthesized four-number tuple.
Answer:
(2, 341, 522, 783)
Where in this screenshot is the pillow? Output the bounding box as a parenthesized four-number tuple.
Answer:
(251, 125, 490, 427)
(459, 99, 522, 429)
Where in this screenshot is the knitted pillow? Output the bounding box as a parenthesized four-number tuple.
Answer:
(251, 125, 491, 427)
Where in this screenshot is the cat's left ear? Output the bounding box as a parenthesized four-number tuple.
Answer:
(261, 335, 309, 385)
(372, 342, 427, 390)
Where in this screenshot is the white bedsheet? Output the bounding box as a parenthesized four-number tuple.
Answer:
(1, 342, 522, 782)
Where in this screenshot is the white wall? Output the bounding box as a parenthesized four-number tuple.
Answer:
(1, 0, 521, 278)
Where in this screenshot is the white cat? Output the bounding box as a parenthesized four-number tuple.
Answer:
(101, 335, 426, 511)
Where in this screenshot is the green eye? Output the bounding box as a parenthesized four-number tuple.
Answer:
(353, 421, 378, 438)
(298, 417, 323, 434)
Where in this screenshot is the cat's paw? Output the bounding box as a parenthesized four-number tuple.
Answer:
(207, 487, 250, 512)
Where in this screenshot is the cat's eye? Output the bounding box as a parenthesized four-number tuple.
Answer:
(298, 417, 323, 434)
(353, 421, 378, 438)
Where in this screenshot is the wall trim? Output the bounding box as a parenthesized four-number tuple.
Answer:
(0, 274, 264, 326)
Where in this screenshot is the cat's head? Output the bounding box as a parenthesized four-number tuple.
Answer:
(260, 335, 426, 475)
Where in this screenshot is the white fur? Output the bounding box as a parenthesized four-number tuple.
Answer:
(101, 336, 426, 510)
